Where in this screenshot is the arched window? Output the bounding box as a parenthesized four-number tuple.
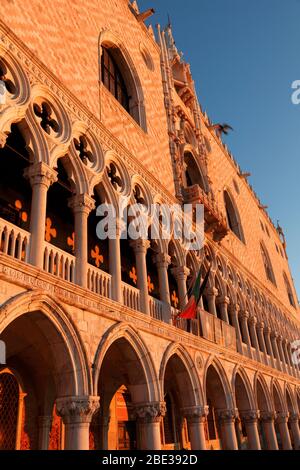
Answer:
(183, 151, 206, 191)
(283, 272, 296, 308)
(0, 370, 20, 450)
(101, 47, 130, 113)
(260, 243, 276, 286)
(224, 190, 245, 243)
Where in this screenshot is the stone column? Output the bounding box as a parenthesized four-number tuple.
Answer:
(261, 412, 279, 450)
(171, 266, 190, 310)
(134, 402, 166, 450)
(228, 304, 243, 353)
(256, 321, 268, 365)
(205, 287, 218, 317)
(263, 326, 275, 368)
(276, 413, 292, 450)
(248, 316, 261, 362)
(216, 296, 230, 323)
(109, 221, 122, 303)
(25, 162, 58, 269)
(282, 339, 293, 376)
(289, 413, 300, 450)
(130, 239, 150, 315)
(69, 194, 95, 288)
(271, 332, 282, 371)
(99, 414, 111, 450)
(182, 406, 209, 450)
(239, 311, 252, 358)
(217, 409, 239, 450)
(38, 415, 52, 450)
(56, 396, 100, 450)
(277, 336, 287, 373)
(154, 253, 171, 323)
(240, 410, 261, 450)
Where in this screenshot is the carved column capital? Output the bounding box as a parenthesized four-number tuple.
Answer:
(264, 325, 271, 335)
(240, 409, 260, 423)
(181, 405, 209, 424)
(257, 321, 265, 330)
(205, 287, 218, 298)
(68, 193, 95, 215)
(216, 408, 239, 424)
(216, 295, 230, 306)
(154, 253, 171, 268)
(249, 315, 258, 326)
(240, 310, 250, 320)
(133, 401, 166, 423)
(260, 411, 276, 422)
(276, 412, 289, 424)
(56, 396, 100, 424)
(24, 162, 58, 188)
(289, 412, 300, 423)
(171, 266, 190, 281)
(129, 238, 151, 254)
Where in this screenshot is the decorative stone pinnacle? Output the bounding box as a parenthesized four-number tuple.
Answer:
(56, 396, 100, 424)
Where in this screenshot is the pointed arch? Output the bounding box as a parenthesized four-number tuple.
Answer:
(99, 30, 147, 131)
(92, 322, 160, 402)
(223, 189, 245, 243)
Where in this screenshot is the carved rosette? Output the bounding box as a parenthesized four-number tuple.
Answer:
(133, 402, 166, 424)
(216, 408, 239, 424)
(182, 405, 209, 424)
(56, 396, 100, 424)
(240, 410, 260, 423)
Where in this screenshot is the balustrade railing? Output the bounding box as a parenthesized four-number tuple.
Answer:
(43, 242, 75, 283)
(149, 296, 163, 321)
(122, 282, 140, 311)
(0, 218, 30, 262)
(87, 264, 112, 298)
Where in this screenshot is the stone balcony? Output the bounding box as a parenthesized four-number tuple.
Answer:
(182, 184, 228, 241)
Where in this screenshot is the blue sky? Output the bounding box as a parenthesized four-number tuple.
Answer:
(139, 0, 300, 297)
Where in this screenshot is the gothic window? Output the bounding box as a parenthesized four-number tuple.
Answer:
(224, 190, 245, 243)
(260, 243, 276, 286)
(101, 47, 130, 113)
(0, 371, 20, 450)
(183, 152, 206, 191)
(0, 124, 31, 231)
(283, 272, 296, 308)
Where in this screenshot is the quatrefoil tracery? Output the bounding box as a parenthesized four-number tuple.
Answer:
(0, 60, 16, 95)
(73, 135, 94, 166)
(107, 162, 122, 191)
(33, 101, 60, 135)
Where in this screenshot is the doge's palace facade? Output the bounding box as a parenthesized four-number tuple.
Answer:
(0, 0, 299, 451)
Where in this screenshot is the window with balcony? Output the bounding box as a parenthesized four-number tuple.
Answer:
(183, 151, 206, 191)
(223, 190, 245, 243)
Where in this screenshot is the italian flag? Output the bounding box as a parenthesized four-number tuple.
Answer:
(176, 267, 211, 320)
